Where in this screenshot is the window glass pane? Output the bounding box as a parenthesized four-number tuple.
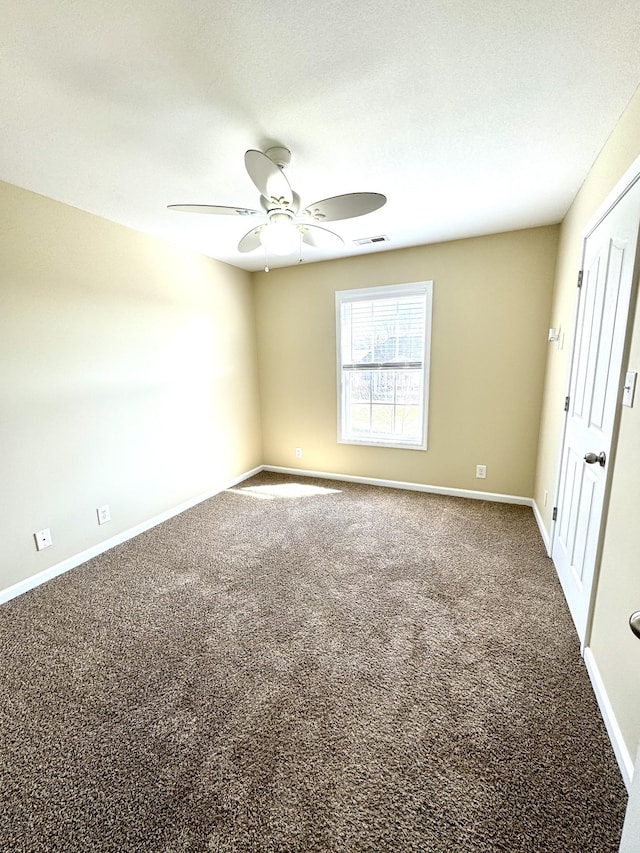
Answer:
(395, 371, 421, 404)
(348, 370, 372, 402)
(397, 405, 420, 436)
(343, 370, 422, 442)
(348, 403, 371, 433)
(371, 373, 394, 402)
(371, 404, 394, 434)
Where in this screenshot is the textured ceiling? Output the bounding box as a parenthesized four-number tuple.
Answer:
(2, 0, 640, 271)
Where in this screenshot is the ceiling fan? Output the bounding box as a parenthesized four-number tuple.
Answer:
(168, 146, 386, 261)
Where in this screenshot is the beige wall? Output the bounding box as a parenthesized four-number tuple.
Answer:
(0, 181, 262, 594)
(533, 85, 640, 762)
(255, 227, 558, 497)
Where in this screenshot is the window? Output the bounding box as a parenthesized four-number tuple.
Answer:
(336, 281, 432, 449)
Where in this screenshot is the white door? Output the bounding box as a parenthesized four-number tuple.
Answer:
(551, 176, 640, 644)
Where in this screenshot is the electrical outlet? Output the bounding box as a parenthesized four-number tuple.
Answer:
(295, 447, 303, 459)
(97, 504, 111, 525)
(475, 464, 487, 479)
(34, 528, 53, 551)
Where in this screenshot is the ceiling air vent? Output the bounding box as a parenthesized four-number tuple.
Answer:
(353, 235, 389, 246)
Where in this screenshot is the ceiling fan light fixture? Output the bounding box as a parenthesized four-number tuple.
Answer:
(259, 212, 300, 255)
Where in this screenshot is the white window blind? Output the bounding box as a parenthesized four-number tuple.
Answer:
(336, 282, 432, 449)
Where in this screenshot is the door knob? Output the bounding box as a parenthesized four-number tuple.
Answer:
(584, 451, 606, 467)
(630, 612, 640, 640)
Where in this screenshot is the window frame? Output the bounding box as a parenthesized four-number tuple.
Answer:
(335, 281, 433, 451)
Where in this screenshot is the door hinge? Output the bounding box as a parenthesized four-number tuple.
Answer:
(552, 507, 558, 521)
(564, 395, 570, 412)
(577, 270, 583, 288)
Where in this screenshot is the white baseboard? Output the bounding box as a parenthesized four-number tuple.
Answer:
(531, 500, 551, 554)
(0, 466, 263, 606)
(583, 646, 634, 790)
(263, 465, 533, 506)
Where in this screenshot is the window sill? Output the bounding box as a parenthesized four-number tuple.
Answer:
(338, 436, 427, 451)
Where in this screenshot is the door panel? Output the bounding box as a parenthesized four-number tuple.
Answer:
(551, 178, 640, 643)
(591, 243, 624, 428)
(556, 447, 596, 588)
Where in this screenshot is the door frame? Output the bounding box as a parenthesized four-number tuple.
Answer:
(550, 153, 640, 650)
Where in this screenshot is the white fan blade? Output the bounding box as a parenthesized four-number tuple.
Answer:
(301, 224, 344, 249)
(168, 204, 262, 217)
(303, 192, 386, 222)
(245, 149, 293, 208)
(238, 227, 264, 253)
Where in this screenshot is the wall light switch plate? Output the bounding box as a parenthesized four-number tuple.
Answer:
(34, 528, 53, 551)
(623, 371, 637, 407)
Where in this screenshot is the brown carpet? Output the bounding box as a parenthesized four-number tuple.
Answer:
(0, 472, 627, 852)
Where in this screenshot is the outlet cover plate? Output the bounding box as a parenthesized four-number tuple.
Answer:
(97, 504, 111, 525)
(34, 528, 53, 551)
(476, 464, 487, 479)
